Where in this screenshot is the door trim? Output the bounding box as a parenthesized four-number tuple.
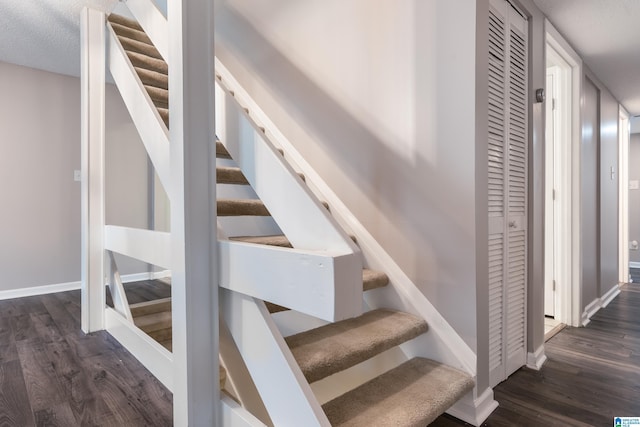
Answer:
(545, 20, 583, 327)
(619, 107, 630, 284)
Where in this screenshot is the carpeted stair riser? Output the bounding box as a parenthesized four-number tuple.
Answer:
(135, 67, 168, 90)
(117, 35, 163, 60)
(110, 22, 152, 45)
(217, 199, 270, 216)
(216, 141, 232, 159)
(322, 357, 475, 427)
(217, 167, 249, 185)
(126, 50, 168, 75)
(158, 108, 169, 127)
(285, 309, 428, 383)
(107, 14, 143, 31)
(145, 85, 168, 109)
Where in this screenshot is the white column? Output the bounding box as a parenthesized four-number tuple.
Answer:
(80, 7, 106, 333)
(168, 0, 219, 425)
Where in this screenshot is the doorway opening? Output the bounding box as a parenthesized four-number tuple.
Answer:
(544, 23, 582, 331)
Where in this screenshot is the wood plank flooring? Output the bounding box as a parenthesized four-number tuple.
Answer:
(433, 282, 640, 426)
(2, 281, 639, 426)
(0, 289, 172, 426)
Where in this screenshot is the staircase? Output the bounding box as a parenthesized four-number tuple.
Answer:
(107, 13, 475, 426)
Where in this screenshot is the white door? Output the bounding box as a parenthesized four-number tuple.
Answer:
(488, 0, 528, 387)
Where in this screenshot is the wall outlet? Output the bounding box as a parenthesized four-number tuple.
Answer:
(74, 170, 81, 182)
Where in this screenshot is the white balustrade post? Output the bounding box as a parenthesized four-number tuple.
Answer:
(80, 7, 106, 333)
(168, 0, 219, 425)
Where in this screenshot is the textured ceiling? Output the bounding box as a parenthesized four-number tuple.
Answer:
(533, 0, 640, 116)
(0, 0, 120, 77)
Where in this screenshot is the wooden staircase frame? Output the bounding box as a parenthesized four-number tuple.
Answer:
(81, 1, 496, 425)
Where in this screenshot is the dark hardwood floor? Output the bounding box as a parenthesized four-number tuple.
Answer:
(433, 282, 640, 426)
(0, 285, 172, 426)
(2, 281, 639, 426)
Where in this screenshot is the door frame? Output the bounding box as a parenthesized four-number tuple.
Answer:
(545, 20, 583, 327)
(619, 107, 630, 284)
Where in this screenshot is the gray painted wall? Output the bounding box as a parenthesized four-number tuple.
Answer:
(629, 133, 640, 264)
(598, 82, 620, 295)
(581, 76, 600, 309)
(0, 61, 150, 292)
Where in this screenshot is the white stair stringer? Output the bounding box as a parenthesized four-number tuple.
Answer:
(106, 23, 171, 193)
(221, 288, 331, 427)
(216, 77, 363, 322)
(215, 59, 495, 426)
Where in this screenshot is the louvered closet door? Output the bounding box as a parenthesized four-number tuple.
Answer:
(488, 0, 528, 388)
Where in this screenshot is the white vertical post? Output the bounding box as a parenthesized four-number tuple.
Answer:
(168, 0, 219, 425)
(80, 7, 106, 333)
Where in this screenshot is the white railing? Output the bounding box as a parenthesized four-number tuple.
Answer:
(215, 77, 363, 322)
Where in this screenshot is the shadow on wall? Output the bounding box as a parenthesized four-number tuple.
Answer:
(215, 2, 479, 344)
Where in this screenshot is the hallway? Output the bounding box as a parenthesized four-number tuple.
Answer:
(434, 282, 640, 426)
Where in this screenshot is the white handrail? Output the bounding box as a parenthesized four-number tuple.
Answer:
(215, 78, 363, 321)
(104, 225, 171, 269)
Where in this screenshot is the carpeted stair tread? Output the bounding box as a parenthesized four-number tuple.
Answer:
(265, 301, 289, 313)
(217, 199, 270, 216)
(217, 167, 249, 185)
(126, 50, 168, 75)
(158, 107, 169, 127)
(135, 66, 168, 90)
(107, 14, 143, 32)
(216, 141, 232, 159)
(130, 297, 172, 318)
(116, 34, 163, 60)
(285, 309, 428, 383)
(109, 22, 153, 46)
(144, 85, 168, 109)
(133, 310, 172, 333)
(230, 235, 293, 247)
(362, 269, 389, 291)
(322, 357, 474, 427)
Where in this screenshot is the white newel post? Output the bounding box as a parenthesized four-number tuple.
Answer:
(80, 7, 106, 333)
(168, 0, 219, 425)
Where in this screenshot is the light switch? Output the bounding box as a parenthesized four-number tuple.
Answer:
(74, 170, 81, 182)
(630, 180, 639, 190)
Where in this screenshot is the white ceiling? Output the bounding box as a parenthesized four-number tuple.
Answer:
(2, 1, 640, 116)
(533, 0, 640, 116)
(0, 0, 120, 77)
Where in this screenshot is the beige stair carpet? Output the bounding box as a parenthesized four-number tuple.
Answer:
(322, 357, 475, 427)
(286, 309, 428, 383)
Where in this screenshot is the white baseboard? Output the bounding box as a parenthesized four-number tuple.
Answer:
(526, 344, 547, 370)
(118, 270, 172, 284)
(581, 284, 621, 326)
(600, 284, 620, 308)
(581, 298, 600, 326)
(0, 270, 172, 301)
(0, 280, 81, 300)
(447, 387, 498, 426)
